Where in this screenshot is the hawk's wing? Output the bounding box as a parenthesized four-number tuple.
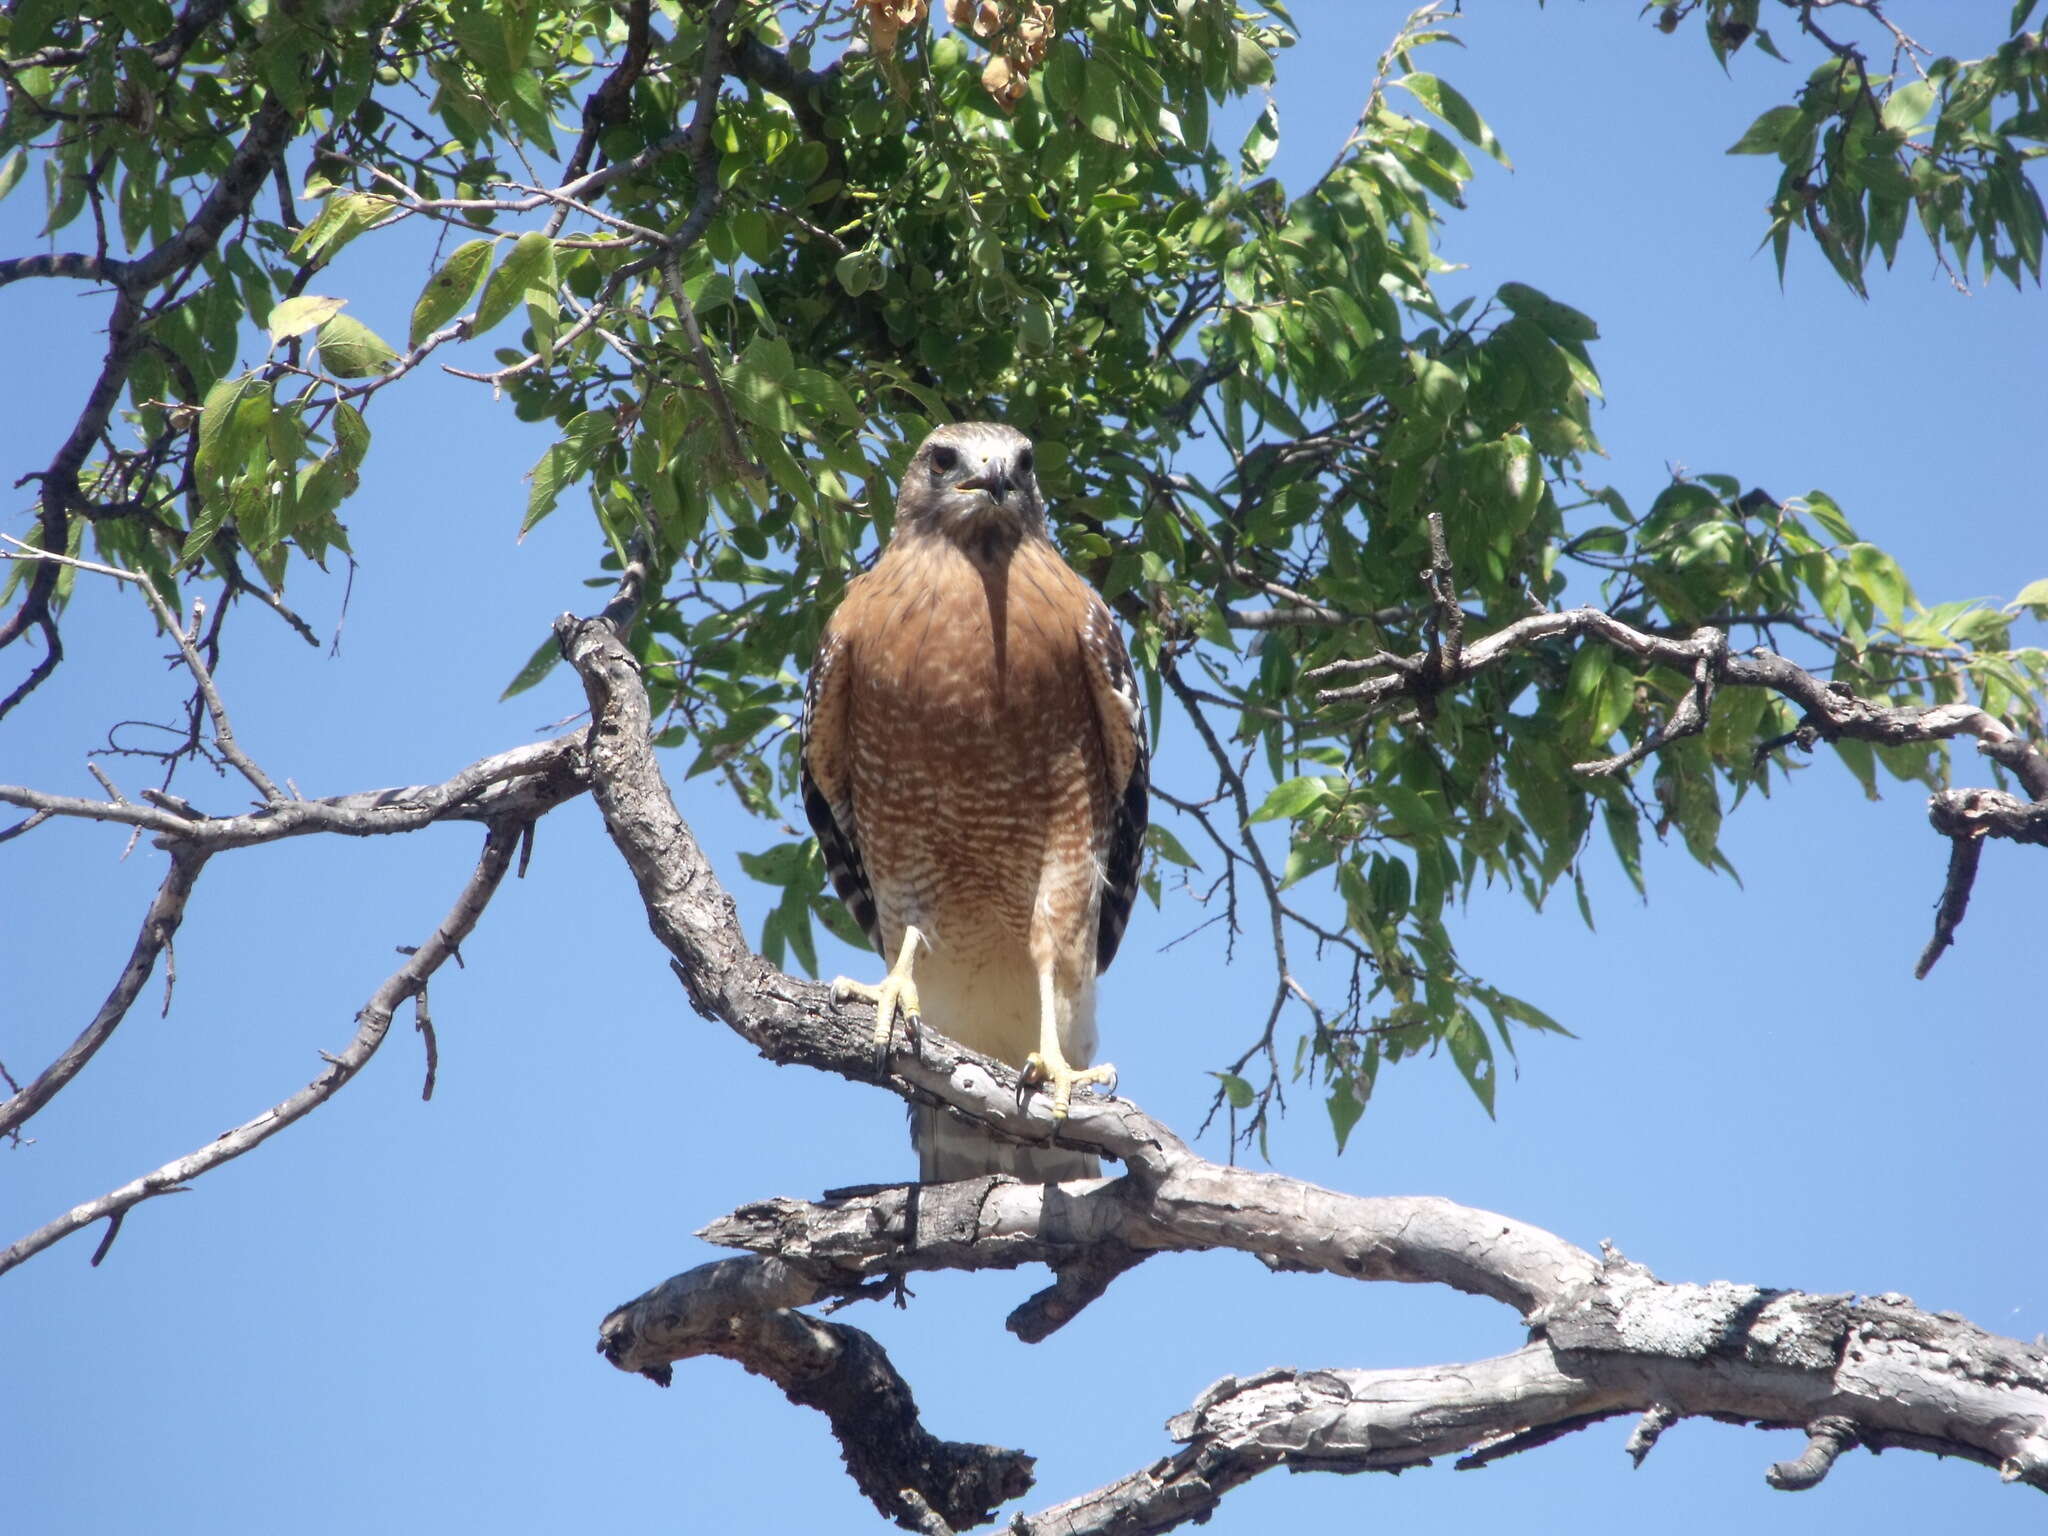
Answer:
(1081, 597, 1149, 972)
(800, 624, 883, 956)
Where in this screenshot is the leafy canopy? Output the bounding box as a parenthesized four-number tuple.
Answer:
(4, 0, 2046, 1145)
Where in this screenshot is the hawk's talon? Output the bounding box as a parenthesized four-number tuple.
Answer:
(1022, 1051, 1118, 1120)
(834, 924, 926, 1072)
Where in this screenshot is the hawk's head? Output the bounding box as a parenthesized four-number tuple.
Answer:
(894, 421, 1045, 553)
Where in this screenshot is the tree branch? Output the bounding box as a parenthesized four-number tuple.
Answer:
(565, 606, 2048, 1529)
(0, 809, 563, 1276)
(597, 1254, 1035, 1532)
(0, 848, 205, 1139)
(0, 732, 588, 850)
(1307, 603, 2048, 963)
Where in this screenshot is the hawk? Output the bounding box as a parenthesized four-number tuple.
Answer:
(801, 421, 1148, 1182)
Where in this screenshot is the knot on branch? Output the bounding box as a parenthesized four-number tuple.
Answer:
(1928, 786, 2048, 847)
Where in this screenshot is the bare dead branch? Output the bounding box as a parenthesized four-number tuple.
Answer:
(414, 988, 439, 1102)
(597, 1253, 1035, 1531)
(0, 811, 562, 1276)
(1915, 828, 1984, 979)
(1624, 1401, 1680, 1466)
(2, 541, 283, 801)
(624, 1179, 2048, 1529)
(1310, 607, 2046, 784)
(0, 849, 205, 1139)
(0, 732, 587, 850)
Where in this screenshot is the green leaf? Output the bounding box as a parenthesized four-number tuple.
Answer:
(317, 314, 398, 378)
(2009, 577, 2048, 618)
(523, 410, 615, 536)
(1497, 282, 1598, 342)
(1215, 1072, 1254, 1109)
(1395, 72, 1510, 167)
(409, 238, 494, 344)
(1727, 104, 1801, 155)
(1375, 782, 1445, 841)
(1250, 774, 1335, 823)
(291, 190, 382, 261)
(1083, 53, 1126, 144)
(1147, 824, 1202, 869)
(1326, 1076, 1366, 1151)
(0, 149, 28, 205)
(1845, 542, 1911, 622)
(1446, 1014, 1496, 1117)
(267, 294, 347, 344)
(474, 232, 556, 335)
(1804, 489, 1856, 544)
(1232, 33, 1274, 87)
(1240, 100, 1280, 175)
(834, 247, 883, 296)
(1882, 80, 1935, 133)
(500, 633, 560, 699)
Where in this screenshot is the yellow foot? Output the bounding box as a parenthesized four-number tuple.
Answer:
(1022, 1053, 1118, 1120)
(832, 925, 925, 1070)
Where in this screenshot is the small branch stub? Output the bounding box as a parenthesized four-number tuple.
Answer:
(1626, 1402, 1679, 1468)
(1765, 1415, 1859, 1491)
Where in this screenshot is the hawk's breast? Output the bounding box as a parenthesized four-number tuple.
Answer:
(840, 536, 1113, 965)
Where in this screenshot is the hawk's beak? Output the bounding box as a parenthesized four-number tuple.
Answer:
(957, 462, 1016, 506)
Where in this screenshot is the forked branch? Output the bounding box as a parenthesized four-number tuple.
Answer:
(0, 812, 553, 1275)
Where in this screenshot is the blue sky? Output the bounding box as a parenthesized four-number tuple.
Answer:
(5, 3, 2045, 1532)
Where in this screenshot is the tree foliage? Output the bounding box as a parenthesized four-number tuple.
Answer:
(4, 0, 2047, 1154)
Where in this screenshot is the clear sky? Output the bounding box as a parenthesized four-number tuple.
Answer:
(5, 4, 2045, 1532)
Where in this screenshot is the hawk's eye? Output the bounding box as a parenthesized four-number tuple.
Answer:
(928, 445, 960, 475)
(1016, 448, 1034, 475)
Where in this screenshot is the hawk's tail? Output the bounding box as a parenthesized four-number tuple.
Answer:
(911, 1105, 1101, 1184)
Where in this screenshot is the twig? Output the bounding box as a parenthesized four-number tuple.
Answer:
(1914, 829, 1982, 980)
(414, 988, 439, 1101)
(0, 850, 206, 1139)
(1, 732, 588, 850)
(1, 539, 284, 802)
(0, 817, 535, 1275)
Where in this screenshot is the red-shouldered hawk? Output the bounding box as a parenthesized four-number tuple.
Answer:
(802, 422, 1148, 1182)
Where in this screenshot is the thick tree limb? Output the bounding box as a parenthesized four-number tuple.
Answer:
(1018, 1272, 2048, 1532)
(597, 1254, 1034, 1532)
(694, 1173, 1591, 1324)
(606, 1181, 2048, 1529)
(566, 609, 2048, 1528)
